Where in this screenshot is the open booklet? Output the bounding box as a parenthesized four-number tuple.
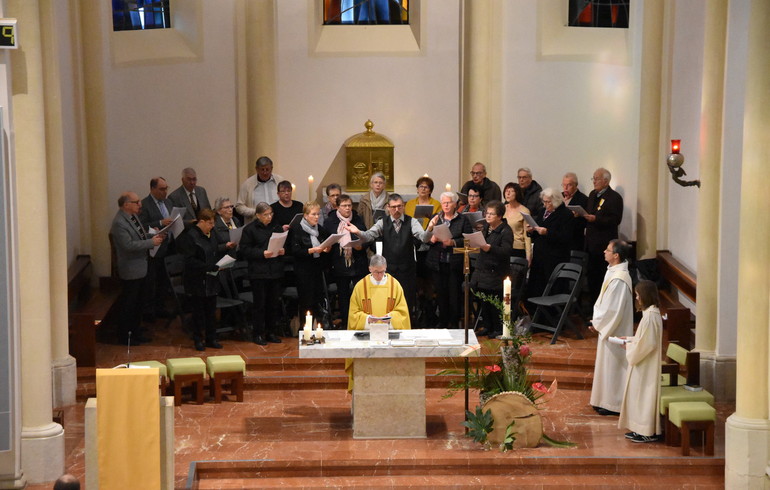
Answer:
(567, 205, 588, 217)
(462, 231, 486, 249)
(149, 215, 181, 258)
(413, 205, 434, 219)
(267, 230, 288, 256)
(520, 211, 538, 229)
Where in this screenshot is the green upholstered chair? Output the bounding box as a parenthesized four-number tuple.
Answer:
(666, 401, 716, 455)
(206, 355, 246, 403)
(166, 357, 206, 406)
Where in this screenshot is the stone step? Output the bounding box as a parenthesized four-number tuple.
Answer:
(191, 456, 724, 488)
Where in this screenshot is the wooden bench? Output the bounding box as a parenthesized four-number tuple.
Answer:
(656, 251, 697, 349)
(67, 255, 120, 367)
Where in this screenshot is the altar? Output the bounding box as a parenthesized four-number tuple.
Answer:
(300, 329, 479, 439)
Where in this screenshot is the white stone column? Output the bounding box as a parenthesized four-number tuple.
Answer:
(694, 0, 726, 391)
(8, 0, 65, 484)
(243, 0, 277, 184)
(461, 0, 502, 184)
(38, 0, 77, 408)
(725, 1, 770, 487)
(634, 0, 664, 261)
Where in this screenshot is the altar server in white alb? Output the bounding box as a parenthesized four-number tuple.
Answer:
(618, 280, 663, 443)
(588, 239, 634, 416)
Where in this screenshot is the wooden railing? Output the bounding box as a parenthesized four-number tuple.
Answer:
(656, 250, 697, 349)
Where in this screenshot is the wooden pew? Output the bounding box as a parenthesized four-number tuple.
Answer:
(67, 255, 120, 367)
(656, 251, 697, 349)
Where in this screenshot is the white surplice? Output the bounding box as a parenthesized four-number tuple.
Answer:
(618, 305, 663, 436)
(589, 262, 633, 412)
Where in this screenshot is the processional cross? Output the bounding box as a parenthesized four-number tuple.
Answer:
(453, 238, 479, 420)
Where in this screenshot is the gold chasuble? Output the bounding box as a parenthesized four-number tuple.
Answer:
(347, 274, 411, 330)
(345, 274, 411, 390)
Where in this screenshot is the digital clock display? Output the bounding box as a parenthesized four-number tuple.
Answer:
(0, 19, 17, 49)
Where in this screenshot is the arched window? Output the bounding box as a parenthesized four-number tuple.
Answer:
(323, 0, 408, 25)
(568, 0, 629, 28)
(113, 0, 171, 31)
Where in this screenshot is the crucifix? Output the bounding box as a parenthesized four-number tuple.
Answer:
(453, 238, 479, 420)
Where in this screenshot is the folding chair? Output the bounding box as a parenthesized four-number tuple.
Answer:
(569, 250, 590, 320)
(509, 256, 529, 316)
(528, 262, 585, 344)
(164, 254, 190, 331)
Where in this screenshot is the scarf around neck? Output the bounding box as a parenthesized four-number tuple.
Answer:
(301, 218, 321, 257)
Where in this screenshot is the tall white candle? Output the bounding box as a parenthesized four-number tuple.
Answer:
(502, 276, 512, 337)
(303, 324, 312, 341)
(445, 183, 451, 192)
(308, 175, 314, 201)
(305, 311, 313, 329)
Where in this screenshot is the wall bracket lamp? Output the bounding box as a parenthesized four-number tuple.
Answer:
(667, 140, 700, 188)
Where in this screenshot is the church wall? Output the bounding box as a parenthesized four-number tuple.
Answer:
(98, 1, 240, 228)
(498, 1, 642, 242)
(271, 0, 461, 196)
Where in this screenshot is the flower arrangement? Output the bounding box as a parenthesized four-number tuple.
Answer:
(441, 291, 573, 450)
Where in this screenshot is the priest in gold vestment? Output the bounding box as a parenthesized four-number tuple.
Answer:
(346, 255, 410, 391)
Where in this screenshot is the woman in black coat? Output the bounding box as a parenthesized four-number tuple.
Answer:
(323, 194, 369, 329)
(175, 208, 222, 351)
(470, 201, 514, 337)
(426, 191, 473, 328)
(239, 202, 285, 345)
(289, 202, 332, 325)
(526, 188, 575, 300)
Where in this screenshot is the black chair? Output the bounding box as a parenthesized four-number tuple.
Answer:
(569, 250, 590, 320)
(528, 262, 585, 344)
(509, 256, 529, 316)
(164, 254, 190, 332)
(217, 268, 247, 335)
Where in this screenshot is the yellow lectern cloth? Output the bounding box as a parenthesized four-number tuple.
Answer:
(97, 368, 161, 490)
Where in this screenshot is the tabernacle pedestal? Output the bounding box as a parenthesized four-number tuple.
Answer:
(300, 329, 478, 439)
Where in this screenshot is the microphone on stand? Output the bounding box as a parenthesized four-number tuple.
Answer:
(126, 330, 132, 368)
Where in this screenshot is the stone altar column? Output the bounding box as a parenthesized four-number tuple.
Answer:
(8, 0, 65, 483)
(693, 0, 727, 387)
(461, 0, 503, 185)
(725, 0, 770, 487)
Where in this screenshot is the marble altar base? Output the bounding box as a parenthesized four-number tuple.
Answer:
(353, 358, 426, 439)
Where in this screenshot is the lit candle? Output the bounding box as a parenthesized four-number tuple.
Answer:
(305, 311, 313, 329)
(503, 277, 512, 338)
(445, 183, 451, 192)
(423, 173, 429, 177)
(503, 277, 511, 297)
(315, 322, 324, 339)
(303, 324, 312, 341)
(670, 139, 681, 154)
(291, 183, 296, 192)
(308, 175, 314, 201)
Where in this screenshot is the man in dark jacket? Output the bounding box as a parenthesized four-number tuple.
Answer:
(584, 168, 624, 301)
(460, 162, 502, 206)
(562, 172, 589, 251)
(517, 167, 544, 217)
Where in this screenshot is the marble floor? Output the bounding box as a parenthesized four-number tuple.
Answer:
(29, 321, 728, 489)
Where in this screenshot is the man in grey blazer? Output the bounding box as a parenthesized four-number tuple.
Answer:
(110, 191, 165, 344)
(168, 167, 211, 223)
(139, 177, 174, 320)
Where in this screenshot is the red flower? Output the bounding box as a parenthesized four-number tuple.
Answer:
(532, 382, 548, 393)
(485, 365, 502, 373)
(519, 344, 531, 357)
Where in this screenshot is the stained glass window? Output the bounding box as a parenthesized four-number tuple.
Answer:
(113, 0, 171, 31)
(568, 0, 629, 28)
(323, 0, 408, 25)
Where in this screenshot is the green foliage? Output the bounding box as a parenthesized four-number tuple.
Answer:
(541, 433, 578, 448)
(461, 406, 493, 445)
(500, 420, 517, 452)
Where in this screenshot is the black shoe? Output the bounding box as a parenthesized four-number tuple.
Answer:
(624, 432, 638, 440)
(253, 335, 267, 346)
(206, 340, 223, 349)
(266, 334, 282, 344)
(631, 434, 658, 443)
(595, 408, 620, 416)
(194, 340, 205, 351)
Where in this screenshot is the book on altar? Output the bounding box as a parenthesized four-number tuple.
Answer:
(368, 322, 391, 343)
